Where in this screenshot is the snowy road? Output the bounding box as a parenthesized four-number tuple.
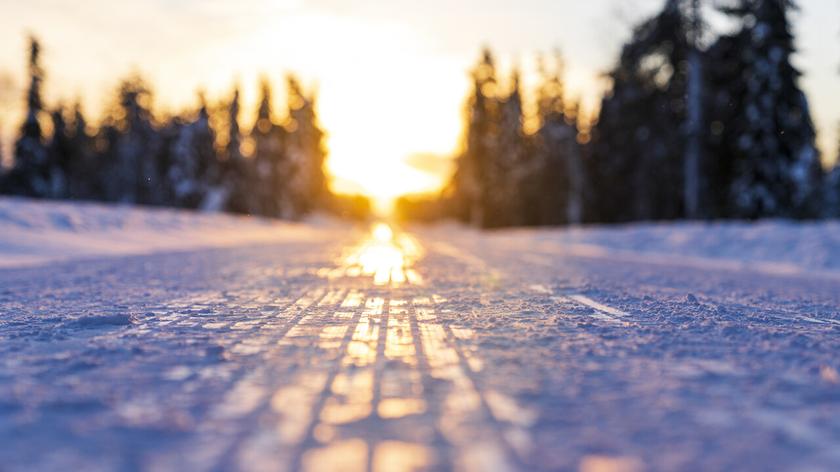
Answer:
(1, 221, 840, 471)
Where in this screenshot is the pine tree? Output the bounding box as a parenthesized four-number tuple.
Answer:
(47, 106, 71, 198)
(684, 0, 706, 218)
(65, 102, 98, 200)
(826, 162, 840, 218)
(105, 76, 161, 204)
(716, 0, 822, 218)
(589, 0, 691, 222)
(285, 75, 327, 216)
(705, 27, 743, 217)
(0, 127, 5, 193)
(12, 36, 49, 197)
(488, 69, 526, 227)
(223, 87, 254, 214)
(192, 101, 222, 209)
(532, 51, 585, 226)
(251, 78, 288, 217)
(450, 49, 498, 227)
(818, 125, 840, 217)
(165, 99, 218, 209)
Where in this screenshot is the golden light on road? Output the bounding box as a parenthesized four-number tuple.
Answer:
(372, 223, 394, 243)
(341, 223, 423, 286)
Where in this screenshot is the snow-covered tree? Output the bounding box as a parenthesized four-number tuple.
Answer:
(103, 76, 161, 204)
(715, 0, 822, 219)
(449, 49, 499, 227)
(251, 78, 288, 217)
(532, 52, 584, 226)
(590, 0, 691, 222)
(485, 69, 526, 227)
(285, 75, 327, 217)
(684, 0, 706, 218)
(164, 100, 219, 209)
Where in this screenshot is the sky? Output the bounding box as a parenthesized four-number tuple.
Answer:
(0, 0, 838, 203)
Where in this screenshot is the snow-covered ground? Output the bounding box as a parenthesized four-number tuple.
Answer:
(422, 218, 840, 280)
(526, 219, 840, 274)
(0, 197, 340, 268)
(5, 196, 839, 276)
(1, 198, 839, 471)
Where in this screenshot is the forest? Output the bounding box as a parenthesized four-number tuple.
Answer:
(1, 0, 838, 228)
(0, 37, 370, 220)
(398, 0, 840, 227)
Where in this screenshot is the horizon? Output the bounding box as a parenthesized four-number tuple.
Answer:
(1, 0, 839, 205)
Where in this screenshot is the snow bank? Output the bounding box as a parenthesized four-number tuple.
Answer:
(509, 220, 840, 277)
(0, 197, 339, 269)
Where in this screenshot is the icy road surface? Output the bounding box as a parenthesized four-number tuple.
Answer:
(1, 220, 839, 471)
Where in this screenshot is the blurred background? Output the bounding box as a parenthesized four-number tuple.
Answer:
(0, 0, 838, 226)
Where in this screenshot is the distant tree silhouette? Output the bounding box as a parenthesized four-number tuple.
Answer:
(47, 106, 71, 198)
(450, 49, 499, 227)
(65, 102, 98, 199)
(222, 87, 255, 214)
(285, 75, 327, 216)
(533, 51, 584, 226)
(9, 37, 49, 196)
(251, 78, 290, 217)
(163, 100, 219, 209)
(102, 76, 162, 204)
(488, 69, 526, 227)
(0, 35, 357, 219)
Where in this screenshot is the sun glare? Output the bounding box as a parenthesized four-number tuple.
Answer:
(340, 223, 423, 286)
(372, 223, 394, 243)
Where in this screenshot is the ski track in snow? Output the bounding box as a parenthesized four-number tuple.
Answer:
(1, 209, 840, 470)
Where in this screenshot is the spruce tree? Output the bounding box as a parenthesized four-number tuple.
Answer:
(826, 163, 840, 218)
(705, 27, 743, 217)
(251, 78, 287, 217)
(12, 36, 49, 197)
(716, 0, 822, 218)
(451, 49, 498, 227)
(285, 75, 327, 216)
(590, 0, 691, 222)
(533, 51, 584, 226)
(0, 127, 5, 193)
(165, 100, 218, 209)
(684, 0, 706, 218)
(66, 102, 97, 200)
(47, 106, 71, 198)
(223, 87, 254, 214)
(192, 101, 221, 209)
(105, 77, 161, 204)
(489, 69, 526, 227)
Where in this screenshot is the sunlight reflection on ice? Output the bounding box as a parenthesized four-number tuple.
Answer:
(339, 223, 424, 286)
(372, 441, 434, 472)
(302, 439, 367, 472)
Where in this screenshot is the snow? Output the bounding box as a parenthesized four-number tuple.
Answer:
(0, 197, 337, 269)
(1, 198, 839, 471)
(492, 219, 840, 277)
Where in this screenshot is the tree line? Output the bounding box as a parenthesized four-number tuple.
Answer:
(0, 36, 371, 220)
(398, 0, 838, 227)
